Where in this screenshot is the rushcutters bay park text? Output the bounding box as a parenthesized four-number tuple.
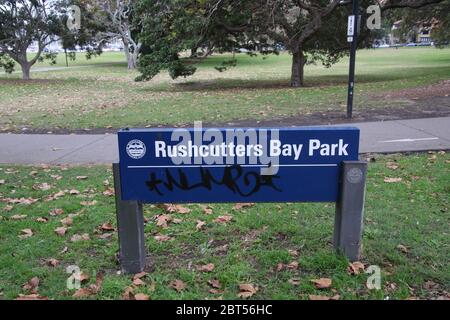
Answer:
(128, 122, 351, 173)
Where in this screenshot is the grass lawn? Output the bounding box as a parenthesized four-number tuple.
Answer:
(0, 47, 449, 132)
(0, 152, 448, 300)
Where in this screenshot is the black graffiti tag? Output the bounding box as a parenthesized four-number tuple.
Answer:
(145, 165, 282, 197)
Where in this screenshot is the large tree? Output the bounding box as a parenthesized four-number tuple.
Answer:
(91, 0, 142, 69)
(136, 0, 445, 87)
(0, 0, 103, 79)
(0, 0, 65, 80)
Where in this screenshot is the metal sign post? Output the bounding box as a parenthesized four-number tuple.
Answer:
(113, 126, 367, 273)
(347, 0, 359, 119)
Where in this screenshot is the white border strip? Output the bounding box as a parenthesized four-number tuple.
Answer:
(128, 164, 338, 169)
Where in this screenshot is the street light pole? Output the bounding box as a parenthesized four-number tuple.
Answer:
(347, 0, 359, 119)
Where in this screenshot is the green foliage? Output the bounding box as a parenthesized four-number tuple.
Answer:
(0, 52, 14, 74)
(214, 58, 237, 72)
(38, 52, 58, 66)
(384, 0, 450, 44)
(135, 0, 203, 81)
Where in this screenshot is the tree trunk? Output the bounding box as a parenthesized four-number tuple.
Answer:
(20, 61, 31, 80)
(123, 41, 139, 70)
(190, 46, 198, 58)
(127, 51, 138, 69)
(291, 49, 305, 87)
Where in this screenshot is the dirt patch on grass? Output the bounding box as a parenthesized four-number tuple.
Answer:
(0, 79, 61, 85)
(374, 80, 450, 100)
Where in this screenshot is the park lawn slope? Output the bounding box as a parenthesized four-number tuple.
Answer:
(0, 47, 449, 132)
(0, 152, 449, 300)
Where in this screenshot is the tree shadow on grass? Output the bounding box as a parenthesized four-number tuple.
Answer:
(0, 78, 63, 85)
(141, 65, 450, 93)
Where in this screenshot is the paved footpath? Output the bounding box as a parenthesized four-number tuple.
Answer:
(0, 117, 449, 165)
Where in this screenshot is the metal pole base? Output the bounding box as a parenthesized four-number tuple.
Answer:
(334, 161, 368, 261)
(113, 163, 147, 274)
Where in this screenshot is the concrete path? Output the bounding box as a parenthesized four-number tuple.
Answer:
(1, 65, 89, 75)
(0, 117, 449, 165)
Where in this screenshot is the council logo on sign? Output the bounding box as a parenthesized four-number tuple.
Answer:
(126, 140, 146, 159)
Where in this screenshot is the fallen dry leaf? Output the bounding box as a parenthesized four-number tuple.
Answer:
(196, 263, 215, 272)
(348, 261, 365, 275)
(384, 177, 403, 183)
(397, 244, 409, 253)
(289, 278, 301, 286)
(288, 249, 299, 257)
(76, 176, 88, 180)
(134, 293, 150, 300)
(161, 204, 191, 214)
(133, 278, 146, 286)
(154, 235, 172, 242)
(89, 271, 104, 294)
(3, 205, 13, 212)
(0, 179, 4, 185)
(238, 283, 258, 298)
(60, 217, 73, 226)
(11, 215, 27, 220)
(69, 189, 80, 195)
(287, 261, 299, 270)
(202, 206, 213, 215)
(15, 294, 48, 300)
(54, 227, 68, 236)
(100, 222, 115, 231)
(309, 295, 331, 300)
(73, 272, 90, 283)
(155, 215, 172, 228)
(5, 197, 38, 205)
(173, 205, 191, 214)
(133, 272, 148, 280)
(309, 294, 340, 300)
(102, 188, 115, 196)
(45, 191, 65, 201)
(233, 203, 255, 210)
(33, 183, 52, 191)
(36, 217, 49, 223)
(71, 233, 90, 242)
(80, 200, 97, 207)
(98, 233, 113, 240)
(386, 162, 399, 170)
(45, 258, 60, 267)
(49, 208, 64, 216)
(19, 229, 33, 239)
(72, 288, 94, 298)
(22, 277, 40, 293)
(311, 278, 332, 289)
(170, 279, 187, 292)
(122, 286, 135, 300)
(214, 215, 233, 224)
(276, 261, 299, 271)
(209, 288, 224, 294)
(208, 279, 221, 289)
(196, 220, 206, 230)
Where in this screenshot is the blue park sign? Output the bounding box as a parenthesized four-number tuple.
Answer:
(117, 126, 360, 203)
